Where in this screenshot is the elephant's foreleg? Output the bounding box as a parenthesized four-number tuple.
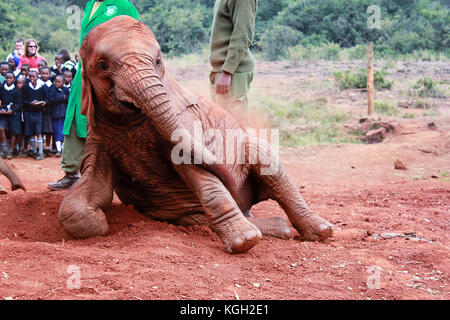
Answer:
(247, 137, 333, 241)
(0, 159, 26, 191)
(58, 141, 115, 239)
(174, 164, 261, 254)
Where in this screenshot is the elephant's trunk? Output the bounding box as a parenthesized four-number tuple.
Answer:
(137, 84, 176, 142)
(0, 159, 26, 191)
(124, 69, 216, 165)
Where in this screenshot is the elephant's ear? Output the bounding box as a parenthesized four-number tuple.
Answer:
(163, 73, 198, 115)
(80, 59, 96, 128)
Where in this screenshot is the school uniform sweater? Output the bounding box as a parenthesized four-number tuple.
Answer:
(47, 85, 69, 119)
(40, 80, 53, 117)
(0, 83, 22, 115)
(22, 82, 47, 113)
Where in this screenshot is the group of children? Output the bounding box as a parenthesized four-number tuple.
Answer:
(0, 51, 75, 160)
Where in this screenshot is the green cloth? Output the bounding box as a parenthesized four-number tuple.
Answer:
(62, 0, 139, 138)
(209, 0, 257, 75)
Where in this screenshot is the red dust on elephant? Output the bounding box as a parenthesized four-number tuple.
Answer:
(58, 16, 333, 254)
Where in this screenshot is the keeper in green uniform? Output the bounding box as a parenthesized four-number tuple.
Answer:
(209, 0, 258, 123)
(48, 0, 139, 190)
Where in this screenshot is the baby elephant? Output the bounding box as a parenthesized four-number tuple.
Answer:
(58, 16, 333, 253)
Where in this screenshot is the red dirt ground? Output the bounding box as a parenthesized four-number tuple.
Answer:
(0, 118, 448, 300)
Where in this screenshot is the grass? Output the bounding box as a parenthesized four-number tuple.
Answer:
(403, 113, 415, 119)
(165, 46, 210, 67)
(250, 93, 359, 147)
(280, 123, 353, 146)
(374, 101, 400, 116)
(414, 99, 434, 109)
(422, 110, 440, 117)
(287, 42, 342, 64)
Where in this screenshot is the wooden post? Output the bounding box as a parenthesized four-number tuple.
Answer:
(367, 42, 374, 116)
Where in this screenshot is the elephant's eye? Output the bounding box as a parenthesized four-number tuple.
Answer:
(156, 58, 161, 66)
(98, 61, 108, 71)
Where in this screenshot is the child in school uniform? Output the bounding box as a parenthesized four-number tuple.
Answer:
(46, 75, 69, 157)
(63, 70, 73, 90)
(15, 76, 27, 157)
(16, 76, 26, 90)
(0, 62, 10, 85)
(0, 72, 23, 158)
(37, 60, 48, 75)
(19, 64, 30, 81)
(39, 66, 54, 156)
(22, 70, 46, 160)
(50, 53, 64, 82)
(0, 78, 12, 158)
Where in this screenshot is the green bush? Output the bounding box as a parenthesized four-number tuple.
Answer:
(287, 42, 343, 64)
(341, 45, 367, 60)
(334, 70, 367, 89)
(318, 42, 341, 60)
(287, 45, 307, 66)
(374, 70, 394, 90)
(334, 69, 393, 90)
(259, 25, 300, 61)
(412, 78, 446, 98)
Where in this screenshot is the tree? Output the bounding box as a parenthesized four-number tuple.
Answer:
(0, 2, 17, 58)
(140, 1, 208, 55)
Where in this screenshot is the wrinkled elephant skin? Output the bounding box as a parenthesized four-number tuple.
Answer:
(0, 159, 26, 193)
(58, 16, 333, 253)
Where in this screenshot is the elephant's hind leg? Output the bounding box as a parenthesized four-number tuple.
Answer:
(246, 136, 333, 242)
(176, 213, 291, 240)
(174, 213, 209, 226)
(247, 216, 292, 240)
(174, 164, 262, 254)
(176, 213, 290, 240)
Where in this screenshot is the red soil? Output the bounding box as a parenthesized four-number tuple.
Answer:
(0, 120, 448, 300)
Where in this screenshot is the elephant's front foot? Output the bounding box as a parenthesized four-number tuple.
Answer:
(292, 213, 333, 242)
(211, 215, 262, 254)
(58, 202, 109, 239)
